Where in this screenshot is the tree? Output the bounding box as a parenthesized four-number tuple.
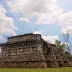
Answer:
(55, 40, 65, 51)
(55, 40, 72, 60)
(62, 32, 71, 53)
(65, 51, 72, 60)
(0, 52, 1, 57)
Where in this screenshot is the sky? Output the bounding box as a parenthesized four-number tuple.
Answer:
(0, 0, 72, 45)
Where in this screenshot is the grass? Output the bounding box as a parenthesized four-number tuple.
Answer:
(0, 68, 72, 72)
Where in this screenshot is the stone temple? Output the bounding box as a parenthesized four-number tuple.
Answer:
(0, 33, 71, 68)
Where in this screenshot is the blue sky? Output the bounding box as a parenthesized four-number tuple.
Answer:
(0, 0, 72, 45)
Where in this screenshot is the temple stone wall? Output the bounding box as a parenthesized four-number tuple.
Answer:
(0, 61, 47, 68)
(1, 40, 43, 58)
(0, 33, 71, 68)
(7, 33, 41, 42)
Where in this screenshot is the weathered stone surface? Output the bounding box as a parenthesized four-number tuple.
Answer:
(0, 33, 70, 68)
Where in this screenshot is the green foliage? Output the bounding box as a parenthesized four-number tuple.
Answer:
(0, 52, 1, 56)
(55, 40, 65, 51)
(62, 33, 71, 53)
(65, 51, 72, 60)
(55, 40, 61, 47)
(55, 40, 72, 60)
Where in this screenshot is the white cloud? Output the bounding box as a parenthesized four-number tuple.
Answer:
(33, 30, 59, 43)
(61, 28, 67, 34)
(33, 31, 42, 35)
(7, 0, 63, 24)
(0, 35, 4, 42)
(6, 0, 72, 37)
(19, 17, 30, 23)
(0, 4, 17, 41)
(42, 35, 59, 43)
(58, 12, 72, 35)
(33, 29, 47, 35)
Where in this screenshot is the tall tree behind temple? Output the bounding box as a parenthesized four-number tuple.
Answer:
(55, 40, 65, 51)
(62, 32, 71, 53)
(55, 39, 72, 60)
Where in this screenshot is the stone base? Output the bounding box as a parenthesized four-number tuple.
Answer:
(0, 61, 61, 68)
(0, 61, 47, 68)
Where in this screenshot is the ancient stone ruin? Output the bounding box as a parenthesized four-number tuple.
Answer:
(0, 33, 71, 68)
